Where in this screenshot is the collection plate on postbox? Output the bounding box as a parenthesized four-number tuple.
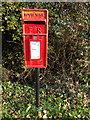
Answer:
(22, 9, 48, 68)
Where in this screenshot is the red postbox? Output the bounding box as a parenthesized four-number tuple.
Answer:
(22, 9, 48, 68)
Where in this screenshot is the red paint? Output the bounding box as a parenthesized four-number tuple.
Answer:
(22, 9, 48, 68)
(24, 24, 46, 34)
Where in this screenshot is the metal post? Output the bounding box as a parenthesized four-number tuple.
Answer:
(36, 68, 40, 108)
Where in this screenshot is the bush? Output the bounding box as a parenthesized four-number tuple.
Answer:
(2, 81, 89, 119)
(2, 2, 89, 85)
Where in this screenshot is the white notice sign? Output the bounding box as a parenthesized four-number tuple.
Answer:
(30, 41, 40, 59)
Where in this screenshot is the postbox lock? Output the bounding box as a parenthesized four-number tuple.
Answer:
(34, 36, 37, 40)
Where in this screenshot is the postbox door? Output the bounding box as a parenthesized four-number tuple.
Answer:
(23, 35, 47, 68)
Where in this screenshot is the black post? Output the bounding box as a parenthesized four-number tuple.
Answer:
(36, 68, 40, 108)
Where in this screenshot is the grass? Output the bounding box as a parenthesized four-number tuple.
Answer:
(2, 81, 89, 119)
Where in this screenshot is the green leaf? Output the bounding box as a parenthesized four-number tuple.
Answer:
(26, 104, 32, 113)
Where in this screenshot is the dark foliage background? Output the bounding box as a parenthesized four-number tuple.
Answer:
(2, 2, 89, 85)
(1, 2, 89, 119)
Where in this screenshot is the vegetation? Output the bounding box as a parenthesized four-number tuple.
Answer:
(2, 81, 89, 119)
(2, 2, 89, 119)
